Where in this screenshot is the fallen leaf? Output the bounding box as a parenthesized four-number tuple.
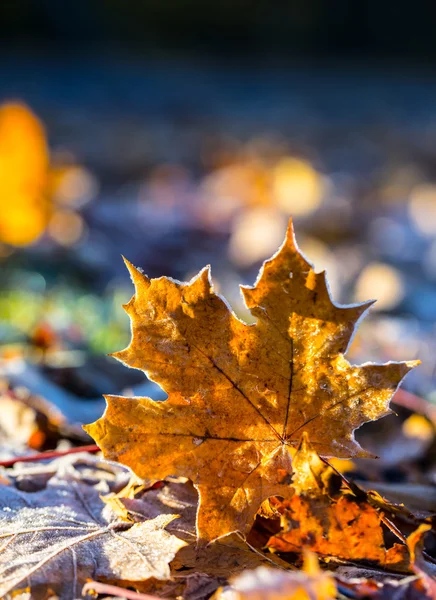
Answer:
(0, 383, 66, 452)
(336, 571, 434, 600)
(102, 474, 160, 522)
(360, 482, 436, 515)
(104, 478, 292, 577)
(132, 572, 227, 600)
(0, 470, 185, 599)
(213, 552, 336, 599)
(172, 534, 291, 579)
(0, 102, 49, 246)
(268, 434, 411, 571)
(407, 524, 436, 597)
(2, 451, 130, 494)
(85, 218, 417, 542)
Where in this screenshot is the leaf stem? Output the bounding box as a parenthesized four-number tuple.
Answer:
(393, 389, 436, 423)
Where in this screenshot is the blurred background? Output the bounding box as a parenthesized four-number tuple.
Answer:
(2, 1, 436, 478)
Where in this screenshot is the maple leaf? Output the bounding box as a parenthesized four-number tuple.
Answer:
(85, 218, 417, 543)
(267, 434, 410, 571)
(0, 471, 185, 599)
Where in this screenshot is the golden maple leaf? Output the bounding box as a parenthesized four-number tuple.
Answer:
(85, 218, 418, 543)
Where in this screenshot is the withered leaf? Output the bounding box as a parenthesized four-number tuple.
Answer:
(267, 434, 410, 571)
(85, 218, 417, 542)
(1, 451, 130, 494)
(0, 385, 66, 454)
(0, 471, 185, 599)
(214, 553, 336, 600)
(104, 478, 291, 577)
(407, 524, 436, 596)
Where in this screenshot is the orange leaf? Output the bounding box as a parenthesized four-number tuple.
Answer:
(268, 434, 410, 571)
(0, 102, 49, 246)
(85, 218, 418, 543)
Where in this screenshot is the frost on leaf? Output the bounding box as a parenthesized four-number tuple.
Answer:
(0, 473, 185, 599)
(85, 218, 418, 543)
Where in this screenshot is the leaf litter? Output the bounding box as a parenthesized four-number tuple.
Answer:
(0, 218, 435, 599)
(0, 456, 186, 599)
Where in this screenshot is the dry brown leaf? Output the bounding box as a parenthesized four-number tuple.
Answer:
(213, 552, 336, 600)
(0, 384, 66, 453)
(131, 572, 227, 600)
(104, 478, 291, 577)
(102, 478, 198, 541)
(268, 434, 411, 571)
(85, 218, 417, 543)
(2, 451, 130, 494)
(335, 572, 435, 600)
(0, 472, 185, 599)
(361, 482, 436, 515)
(335, 526, 436, 600)
(102, 474, 160, 522)
(407, 524, 436, 596)
(172, 534, 292, 579)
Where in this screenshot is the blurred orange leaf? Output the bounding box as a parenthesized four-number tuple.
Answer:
(0, 102, 91, 248)
(0, 102, 49, 246)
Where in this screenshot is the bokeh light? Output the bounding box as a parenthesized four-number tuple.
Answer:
(229, 208, 287, 267)
(47, 210, 85, 247)
(354, 263, 405, 311)
(409, 183, 436, 237)
(272, 157, 324, 216)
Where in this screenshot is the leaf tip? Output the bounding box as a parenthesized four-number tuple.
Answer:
(357, 298, 377, 313)
(399, 359, 421, 379)
(108, 350, 127, 363)
(122, 256, 150, 288)
(82, 422, 91, 435)
(189, 264, 213, 295)
(199, 264, 212, 285)
(285, 216, 297, 248)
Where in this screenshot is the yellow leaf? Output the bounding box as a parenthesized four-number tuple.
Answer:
(85, 218, 418, 543)
(0, 102, 49, 246)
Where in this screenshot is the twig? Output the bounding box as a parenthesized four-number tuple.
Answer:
(335, 580, 364, 599)
(82, 581, 160, 599)
(0, 444, 100, 468)
(235, 531, 295, 571)
(379, 513, 408, 544)
(319, 456, 367, 500)
(393, 389, 436, 423)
